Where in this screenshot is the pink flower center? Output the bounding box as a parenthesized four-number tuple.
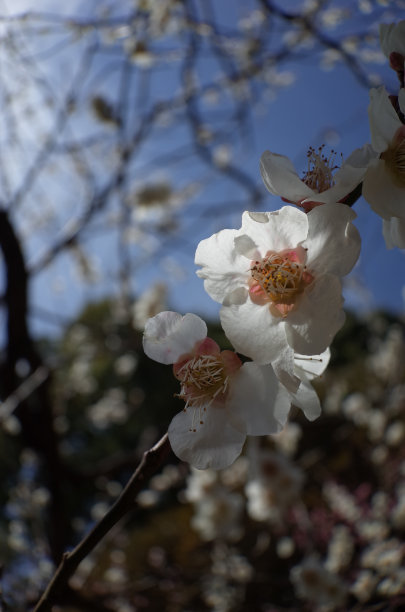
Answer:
(249, 247, 313, 317)
(381, 126, 405, 188)
(173, 341, 242, 430)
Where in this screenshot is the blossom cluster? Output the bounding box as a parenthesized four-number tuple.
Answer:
(143, 19, 405, 470)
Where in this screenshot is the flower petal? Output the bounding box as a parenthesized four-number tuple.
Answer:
(368, 87, 400, 152)
(227, 362, 290, 435)
(286, 275, 345, 355)
(239, 206, 309, 254)
(234, 234, 260, 259)
(294, 349, 331, 380)
(288, 375, 322, 421)
(380, 21, 405, 57)
(223, 286, 249, 306)
(363, 159, 405, 219)
(260, 151, 314, 202)
(303, 203, 361, 277)
(220, 301, 299, 391)
(168, 405, 246, 470)
(399, 88, 405, 115)
(143, 311, 207, 364)
(195, 229, 248, 304)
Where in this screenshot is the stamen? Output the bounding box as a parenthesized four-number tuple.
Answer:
(251, 253, 305, 304)
(175, 354, 229, 422)
(302, 145, 341, 193)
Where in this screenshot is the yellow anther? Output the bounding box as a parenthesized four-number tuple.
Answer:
(251, 253, 305, 303)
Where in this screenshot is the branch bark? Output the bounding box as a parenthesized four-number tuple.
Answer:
(33, 432, 172, 611)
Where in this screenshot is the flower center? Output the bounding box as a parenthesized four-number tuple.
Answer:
(302, 145, 339, 193)
(175, 354, 229, 412)
(382, 129, 405, 188)
(251, 252, 305, 303)
(249, 248, 313, 317)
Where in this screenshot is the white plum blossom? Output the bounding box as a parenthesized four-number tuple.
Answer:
(260, 145, 372, 212)
(363, 86, 405, 248)
(195, 204, 359, 390)
(143, 311, 291, 470)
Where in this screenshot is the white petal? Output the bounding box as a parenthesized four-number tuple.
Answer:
(220, 300, 284, 363)
(382, 217, 405, 249)
(399, 89, 405, 115)
(327, 145, 374, 194)
(304, 203, 361, 277)
(143, 311, 206, 364)
(168, 405, 246, 470)
(240, 206, 309, 254)
(195, 229, 249, 304)
(234, 234, 260, 259)
(363, 160, 405, 219)
(260, 151, 314, 202)
(227, 363, 290, 435)
(286, 275, 345, 355)
(344, 143, 379, 169)
(220, 301, 299, 391)
(288, 374, 321, 421)
(273, 344, 300, 393)
(380, 21, 405, 57)
(368, 87, 400, 152)
(223, 287, 249, 306)
(294, 348, 331, 380)
(291, 349, 331, 420)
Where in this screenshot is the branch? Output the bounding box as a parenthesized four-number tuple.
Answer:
(33, 433, 173, 611)
(259, 0, 375, 89)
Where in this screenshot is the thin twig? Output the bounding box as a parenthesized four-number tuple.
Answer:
(33, 432, 172, 611)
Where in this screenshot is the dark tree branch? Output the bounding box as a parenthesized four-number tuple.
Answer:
(0, 210, 67, 563)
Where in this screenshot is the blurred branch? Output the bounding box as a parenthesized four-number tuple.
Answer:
(34, 432, 172, 611)
(0, 210, 67, 563)
(10, 41, 98, 212)
(0, 366, 49, 424)
(259, 0, 375, 88)
(182, 1, 263, 205)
